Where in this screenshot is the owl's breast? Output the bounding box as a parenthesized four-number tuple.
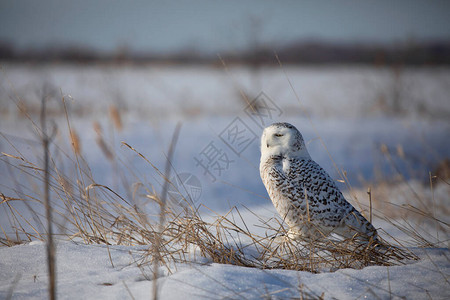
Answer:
(260, 155, 284, 185)
(260, 156, 292, 208)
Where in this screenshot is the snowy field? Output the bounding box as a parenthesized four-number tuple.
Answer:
(1, 240, 449, 299)
(0, 63, 449, 299)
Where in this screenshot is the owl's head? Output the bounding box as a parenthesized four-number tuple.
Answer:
(260, 122, 310, 159)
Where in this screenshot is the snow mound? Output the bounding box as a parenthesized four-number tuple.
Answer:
(1, 241, 448, 299)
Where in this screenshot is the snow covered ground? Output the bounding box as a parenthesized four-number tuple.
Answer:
(0, 239, 449, 299)
(1, 63, 449, 299)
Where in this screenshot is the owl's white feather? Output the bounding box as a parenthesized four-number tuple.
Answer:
(260, 122, 377, 241)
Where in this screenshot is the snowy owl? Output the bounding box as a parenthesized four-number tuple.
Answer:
(260, 122, 377, 242)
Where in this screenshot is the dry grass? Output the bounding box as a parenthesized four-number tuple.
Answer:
(344, 143, 450, 249)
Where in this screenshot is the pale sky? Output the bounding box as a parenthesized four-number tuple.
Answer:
(1, 0, 449, 53)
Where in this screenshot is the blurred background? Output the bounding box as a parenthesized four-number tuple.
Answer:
(1, 0, 450, 64)
(0, 0, 449, 222)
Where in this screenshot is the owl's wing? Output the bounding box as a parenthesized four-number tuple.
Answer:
(287, 158, 375, 236)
